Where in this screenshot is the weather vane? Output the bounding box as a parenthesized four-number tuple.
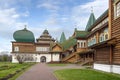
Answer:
(24, 25, 27, 28)
(91, 6, 93, 13)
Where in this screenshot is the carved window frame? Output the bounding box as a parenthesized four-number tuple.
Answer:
(114, 0, 120, 19)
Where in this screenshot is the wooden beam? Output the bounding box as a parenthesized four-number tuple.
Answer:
(51, 53, 53, 62)
(110, 45, 113, 64)
(109, 0, 112, 39)
(96, 32, 99, 43)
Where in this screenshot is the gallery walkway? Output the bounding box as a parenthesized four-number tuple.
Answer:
(16, 63, 57, 80)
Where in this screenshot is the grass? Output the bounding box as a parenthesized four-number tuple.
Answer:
(47, 63, 66, 66)
(54, 69, 120, 80)
(8, 65, 32, 80)
(0, 62, 35, 79)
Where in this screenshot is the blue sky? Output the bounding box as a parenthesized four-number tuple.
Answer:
(0, 0, 108, 53)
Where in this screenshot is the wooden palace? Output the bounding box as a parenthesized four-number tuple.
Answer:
(55, 0, 120, 74)
(11, 0, 120, 74)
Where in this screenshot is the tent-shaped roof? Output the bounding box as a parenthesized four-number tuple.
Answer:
(85, 12, 96, 31)
(60, 32, 66, 43)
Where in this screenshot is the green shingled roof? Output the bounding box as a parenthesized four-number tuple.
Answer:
(60, 32, 66, 43)
(87, 9, 108, 31)
(85, 12, 96, 31)
(61, 37, 77, 51)
(75, 30, 89, 38)
(43, 29, 49, 34)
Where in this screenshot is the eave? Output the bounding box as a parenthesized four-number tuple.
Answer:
(77, 49, 94, 55)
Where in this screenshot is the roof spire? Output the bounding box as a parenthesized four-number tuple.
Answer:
(75, 28, 77, 32)
(60, 32, 66, 43)
(85, 9, 96, 31)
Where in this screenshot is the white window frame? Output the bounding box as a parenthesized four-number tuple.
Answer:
(99, 33, 104, 42)
(14, 46, 19, 52)
(77, 40, 86, 48)
(36, 47, 49, 51)
(114, 0, 120, 19)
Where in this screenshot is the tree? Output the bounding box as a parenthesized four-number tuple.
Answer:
(16, 55, 26, 64)
(2, 54, 8, 62)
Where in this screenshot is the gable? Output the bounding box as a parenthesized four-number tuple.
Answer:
(52, 44, 62, 52)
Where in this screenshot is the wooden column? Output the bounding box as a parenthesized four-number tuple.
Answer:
(96, 32, 99, 43)
(109, 0, 112, 39)
(94, 50, 96, 63)
(60, 53, 62, 62)
(110, 45, 113, 64)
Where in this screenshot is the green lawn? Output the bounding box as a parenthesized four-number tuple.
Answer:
(47, 63, 66, 66)
(54, 69, 120, 80)
(0, 62, 35, 79)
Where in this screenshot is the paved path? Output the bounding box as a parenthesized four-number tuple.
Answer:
(49, 64, 86, 71)
(16, 63, 57, 80)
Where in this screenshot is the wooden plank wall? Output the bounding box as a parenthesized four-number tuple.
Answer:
(111, 1, 120, 65)
(95, 47, 110, 64)
(52, 45, 62, 52)
(13, 42, 36, 53)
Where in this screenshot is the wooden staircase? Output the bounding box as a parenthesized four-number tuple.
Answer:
(62, 52, 77, 63)
(80, 60, 93, 66)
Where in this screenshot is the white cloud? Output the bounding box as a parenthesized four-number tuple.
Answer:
(12, 14, 20, 18)
(0, 7, 28, 37)
(44, 17, 58, 26)
(0, 0, 31, 53)
(0, 8, 19, 24)
(71, 0, 108, 30)
(21, 10, 30, 17)
(37, 3, 59, 11)
(0, 8, 28, 53)
(36, 0, 61, 13)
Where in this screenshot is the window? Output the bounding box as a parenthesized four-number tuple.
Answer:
(77, 42, 79, 48)
(14, 46, 19, 52)
(116, 2, 120, 17)
(81, 42, 83, 48)
(114, 1, 120, 18)
(99, 33, 104, 42)
(36, 47, 49, 51)
(84, 42, 86, 48)
(104, 33, 109, 40)
(88, 40, 90, 46)
(77, 40, 86, 48)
